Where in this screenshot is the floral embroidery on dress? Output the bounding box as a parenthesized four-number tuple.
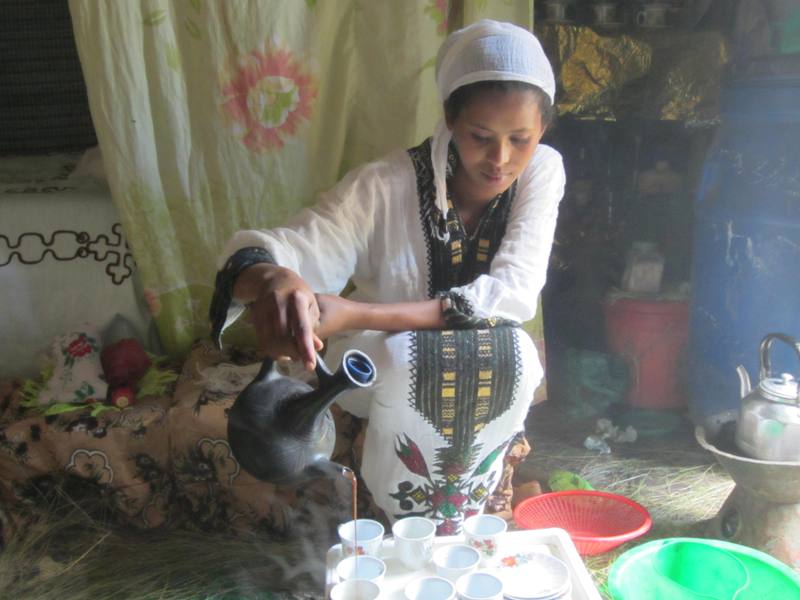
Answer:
(390, 434, 509, 535)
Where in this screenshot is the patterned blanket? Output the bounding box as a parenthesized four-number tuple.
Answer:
(0, 340, 528, 546)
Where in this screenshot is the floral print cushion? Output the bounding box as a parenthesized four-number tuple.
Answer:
(37, 328, 108, 405)
(0, 339, 528, 545)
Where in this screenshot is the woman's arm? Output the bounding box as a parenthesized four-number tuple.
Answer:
(316, 294, 445, 339)
(214, 155, 405, 365)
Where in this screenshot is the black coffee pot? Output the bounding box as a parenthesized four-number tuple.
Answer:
(227, 349, 376, 486)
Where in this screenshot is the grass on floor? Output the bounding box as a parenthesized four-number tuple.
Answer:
(0, 401, 734, 600)
(0, 491, 330, 600)
(520, 401, 734, 597)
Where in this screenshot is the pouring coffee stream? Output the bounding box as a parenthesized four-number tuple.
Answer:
(227, 349, 377, 486)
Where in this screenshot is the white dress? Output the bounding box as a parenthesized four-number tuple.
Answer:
(217, 133, 565, 533)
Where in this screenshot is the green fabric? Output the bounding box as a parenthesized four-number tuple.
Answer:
(19, 355, 176, 413)
(548, 469, 594, 491)
(69, 0, 538, 359)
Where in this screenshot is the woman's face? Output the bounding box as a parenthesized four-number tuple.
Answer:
(446, 88, 545, 203)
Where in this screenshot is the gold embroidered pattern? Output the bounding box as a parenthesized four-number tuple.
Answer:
(477, 238, 490, 262)
(411, 328, 517, 449)
(407, 138, 516, 298)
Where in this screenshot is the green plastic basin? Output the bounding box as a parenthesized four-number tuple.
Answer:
(608, 538, 800, 600)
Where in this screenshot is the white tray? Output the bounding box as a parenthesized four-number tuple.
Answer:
(325, 527, 602, 599)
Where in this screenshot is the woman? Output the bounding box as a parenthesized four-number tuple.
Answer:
(211, 20, 565, 534)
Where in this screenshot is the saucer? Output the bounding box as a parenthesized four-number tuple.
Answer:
(495, 551, 571, 599)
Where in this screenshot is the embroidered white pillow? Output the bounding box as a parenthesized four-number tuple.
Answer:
(38, 329, 108, 405)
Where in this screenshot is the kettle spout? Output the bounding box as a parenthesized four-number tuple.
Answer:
(304, 457, 351, 480)
(736, 364, 752, 399)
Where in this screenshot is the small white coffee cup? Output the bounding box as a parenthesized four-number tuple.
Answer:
(338, 518, 384, 557)
(462, 514, 507, 561)
(330, 578, 381, 600)
(335, 554, 387, 584)
(405, 575, 456, 600)
(392, 516, 437, 570)
(455, 571, 504, 600)
(433, 544, 481, 582)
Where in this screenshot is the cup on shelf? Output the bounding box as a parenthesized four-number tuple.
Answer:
(593, 2, 619, 26)
(433, 544, 481, 583)
(392, 516, 437, 570)
(462, 514, 507, 562)
(543, 0, 569, 22)
(404, 575, 457, 600)
(636, 2, 669, 28)
(455, 571, 504, 600)
(330, 578, 381, 600)
(335, 554, 387, 584)
(338, 518, 385, 557)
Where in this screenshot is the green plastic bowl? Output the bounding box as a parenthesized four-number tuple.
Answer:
(651, 540, 749, 599)
(608, 538, 800, 600)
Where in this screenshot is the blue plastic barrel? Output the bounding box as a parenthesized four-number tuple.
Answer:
(688, 74, 800, 419)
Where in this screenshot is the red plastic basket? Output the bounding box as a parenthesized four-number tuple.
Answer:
(513, 490, 652, 555)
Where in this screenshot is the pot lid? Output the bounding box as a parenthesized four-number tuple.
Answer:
(758, 373, 799, 402)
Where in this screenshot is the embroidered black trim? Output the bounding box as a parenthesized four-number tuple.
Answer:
(209, 246, 276, 348)
(407, 138, 517, 301)
(407, 330, 419, 422)
(408, 138, 440, 298)
(438, 291, 518, 330)
(410, 327, 520, 451)
(0, 223, 134, 285)
(510, 326, 523, 411)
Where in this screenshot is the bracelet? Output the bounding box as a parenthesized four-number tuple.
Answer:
(209, 247, 276, 348)
(437, 291, 519, 330)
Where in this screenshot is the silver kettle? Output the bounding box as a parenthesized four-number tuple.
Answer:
(735, 333, 800, 462)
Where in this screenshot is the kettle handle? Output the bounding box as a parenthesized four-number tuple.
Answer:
(759, 333, 800, 382)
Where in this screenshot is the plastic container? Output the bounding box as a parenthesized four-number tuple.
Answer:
(689, 71, 800, 420)
(604, 296, 689, 409)
(608, 537, 800, 600)
(652, 540, 749, 599)
(621, 241, 665, 294)
(513, 491, 652, 556)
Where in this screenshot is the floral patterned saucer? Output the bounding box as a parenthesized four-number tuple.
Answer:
(494, 549, 571, 599)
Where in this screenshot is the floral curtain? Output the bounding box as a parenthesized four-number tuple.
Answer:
(68, 0, 537, 358)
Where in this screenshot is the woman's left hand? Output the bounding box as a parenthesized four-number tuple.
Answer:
(315, 294, 355, 340)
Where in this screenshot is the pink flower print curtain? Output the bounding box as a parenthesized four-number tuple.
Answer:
(68, 0, 537, 359)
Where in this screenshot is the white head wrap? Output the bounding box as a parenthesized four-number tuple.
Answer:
(430, 20, 555, 235)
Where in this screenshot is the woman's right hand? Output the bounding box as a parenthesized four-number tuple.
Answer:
(235, 263, 324, 371)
